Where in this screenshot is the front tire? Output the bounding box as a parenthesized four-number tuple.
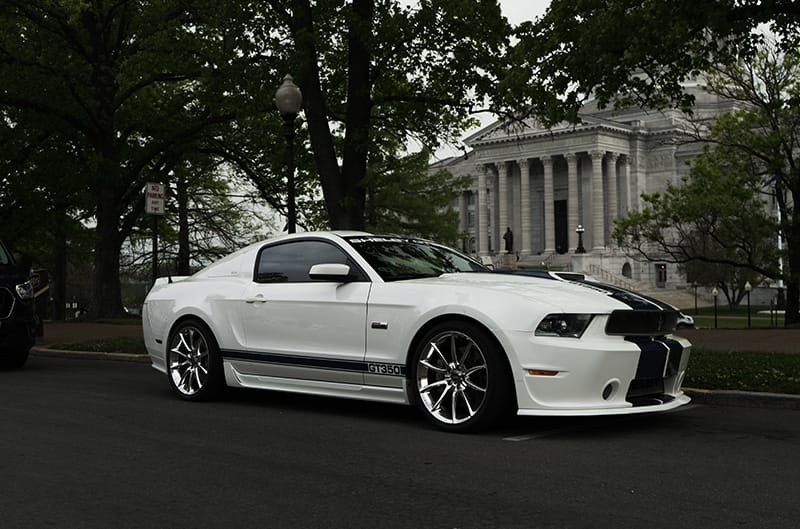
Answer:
(167, 320, 224, 401)
(0, 348, 29, 369)
(410, 321, 512, 432)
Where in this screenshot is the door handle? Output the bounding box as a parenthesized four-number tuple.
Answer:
(245, 296, 268, 304)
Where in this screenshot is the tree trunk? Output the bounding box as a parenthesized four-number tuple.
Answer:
(177, 172, 191, 276)
(53, 211, 67, 321)
(92, 184, 126, 319)
(782, 185, 800, 326)
(290, 0, 373, 230)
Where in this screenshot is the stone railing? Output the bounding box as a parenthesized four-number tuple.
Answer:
(587, 264, 636, 290)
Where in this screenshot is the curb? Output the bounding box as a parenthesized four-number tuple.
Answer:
(684, 388, 800, 410)
(29, 347, 800, 410)
(31, 346, 150, 364)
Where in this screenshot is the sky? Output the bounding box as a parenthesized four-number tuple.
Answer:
(500, 0, 550, 25)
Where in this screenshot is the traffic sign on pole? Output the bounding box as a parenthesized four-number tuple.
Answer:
(145, 182, 165, 215)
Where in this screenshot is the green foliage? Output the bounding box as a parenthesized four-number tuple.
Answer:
(363, 147, 469, 244)
(613, 40, 800, 323)
(510, 0, 800, 124)
(685, 349, 800, 394)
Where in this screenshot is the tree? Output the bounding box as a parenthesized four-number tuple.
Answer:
(0, 1, 274, 318)
(283, 0, 513, 230)
(681, 259, 763, 311)
(613, 43, 800, 325)
(507, 0, 800, 125)
(363, 145, 470, 244)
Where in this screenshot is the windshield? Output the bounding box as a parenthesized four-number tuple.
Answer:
(345, 236, 488, 281)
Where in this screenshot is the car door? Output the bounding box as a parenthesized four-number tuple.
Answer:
(232, 238, 370, 384)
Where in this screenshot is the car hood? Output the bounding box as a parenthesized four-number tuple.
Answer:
(0, 266, 28, 285)
(409, 273, 649, 313)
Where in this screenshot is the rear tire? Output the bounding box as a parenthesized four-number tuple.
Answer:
(410, 321, 513, 432)
(166, 320, 225, 401)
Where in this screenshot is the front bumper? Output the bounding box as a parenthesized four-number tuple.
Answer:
(0, 300, 37, 354)
(505, 317, 692, 416)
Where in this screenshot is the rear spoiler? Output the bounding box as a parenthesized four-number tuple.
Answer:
(153, 276, 190, 287)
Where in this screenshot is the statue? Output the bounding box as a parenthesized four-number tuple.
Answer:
(503, 227, 513, 253)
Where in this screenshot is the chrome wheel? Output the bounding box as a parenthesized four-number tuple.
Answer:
(169, 325, 211, 397)
(416, 330, 489, 425)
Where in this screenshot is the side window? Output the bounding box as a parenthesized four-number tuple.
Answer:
(255, 240, 355, 283)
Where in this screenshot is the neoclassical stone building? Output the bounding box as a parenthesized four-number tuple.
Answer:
(436, 86, 737, 292)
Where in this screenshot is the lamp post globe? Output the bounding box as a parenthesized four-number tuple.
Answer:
(745, 281, 752, 328)
(575, 224, 586, 254)
(274, 74, 302, 233)
(712, 287, 719, 329)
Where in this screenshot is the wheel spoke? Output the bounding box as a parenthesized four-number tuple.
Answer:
(458, 340, 473, 365)
(420, 358, 446, 373)
(420, 378, 448, 393)
(465, 379, 486, 393)
(431, 384, 452, 412)
(449, 335, 458, 363)
(459, 388, 476, 417)
(429, 342, 449, 367)
(451, 387, 458, 422)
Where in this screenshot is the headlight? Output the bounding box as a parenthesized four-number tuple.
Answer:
(16, 280, 34, 300)
(535, 313, 594, 338)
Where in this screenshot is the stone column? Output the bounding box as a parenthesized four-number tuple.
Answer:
(606, 153, 619, 246)
(565, 153, 579, 252)
(477, 165, 489, 256)
(518, 158, 532, 255)
(496, 162, 510, 243)
(606, 152, 619, 221)
(542, 156, 555, 253)
(591, 150, 605, 250)
(457, 192, 466, 233)
(621, 155, 631, 214)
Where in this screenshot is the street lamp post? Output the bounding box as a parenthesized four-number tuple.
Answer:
(274, 74, 303, 234)
(575, 224, 586, 254)
(712, 287, 719, 329)
(745, 281, 752, 328)
(692, 281, 698, 315)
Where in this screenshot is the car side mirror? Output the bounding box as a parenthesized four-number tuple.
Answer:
(309, 263, 353, 282)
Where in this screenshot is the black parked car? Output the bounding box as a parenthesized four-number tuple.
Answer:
(0, 240, 37, 368)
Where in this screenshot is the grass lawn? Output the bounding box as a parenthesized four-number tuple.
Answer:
(51, 336, 146, 355)
(685, 348, 800, 394)
(686, 304, 785, 329)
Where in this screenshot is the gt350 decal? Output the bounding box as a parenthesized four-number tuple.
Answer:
(367, 363, 405, 376)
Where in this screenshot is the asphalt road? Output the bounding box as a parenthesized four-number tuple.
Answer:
(2, 356, 799, 529)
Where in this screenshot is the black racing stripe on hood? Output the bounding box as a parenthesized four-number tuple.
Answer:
(572, 280, 674, 311)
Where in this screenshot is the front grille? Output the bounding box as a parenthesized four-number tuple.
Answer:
(0, 287, 14, 319)
(626, 378, 675, 407)
(605, 309, 678, 335)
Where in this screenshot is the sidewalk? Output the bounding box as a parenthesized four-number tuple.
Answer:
(675, 328, 800, 354)
(30, 321, 800, 409)
(33, 321, 147, 363)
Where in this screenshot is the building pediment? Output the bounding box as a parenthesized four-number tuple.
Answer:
(464, 114, 634, 148)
